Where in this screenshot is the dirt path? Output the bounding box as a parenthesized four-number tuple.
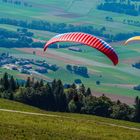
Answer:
(0, 108, 140, 131)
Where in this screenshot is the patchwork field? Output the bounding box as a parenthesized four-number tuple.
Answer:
(0, 45, 137, 105)
(0, 22, 140, 104)
(0, 98, 140, 140)
(1, 0, 140, 35)
(0, 0, 140, 104)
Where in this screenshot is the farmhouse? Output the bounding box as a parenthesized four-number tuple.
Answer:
(35, 67, 48, 73)
(68, 47, 82, 52)
(22, 65, 32, 69)
(19, 68, 30, 74)
(2, 64, 18, 70)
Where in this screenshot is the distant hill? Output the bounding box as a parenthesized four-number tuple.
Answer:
(0, 0, 140, 36)
(0, 98, 140, 140)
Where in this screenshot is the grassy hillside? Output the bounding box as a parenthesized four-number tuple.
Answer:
(0, 98, 140, 140)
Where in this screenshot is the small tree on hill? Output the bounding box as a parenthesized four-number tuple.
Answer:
(134, 96, 140, 122)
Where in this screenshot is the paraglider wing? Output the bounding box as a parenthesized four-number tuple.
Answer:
(124, 36, 140, 45)
(44, 32, 118, 65)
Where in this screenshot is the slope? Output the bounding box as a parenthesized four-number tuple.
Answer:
(0, 98, 140, 140)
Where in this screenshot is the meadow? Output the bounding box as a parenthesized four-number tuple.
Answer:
(0, 98, 140, 140)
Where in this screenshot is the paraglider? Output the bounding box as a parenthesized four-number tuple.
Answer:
(44, 32, 119, 65)
(124, 36, 140, 45)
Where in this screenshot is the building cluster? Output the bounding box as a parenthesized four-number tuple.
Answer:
(68, 47, 82, 52)
(0, 52, 59, 75)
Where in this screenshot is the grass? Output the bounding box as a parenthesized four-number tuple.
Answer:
(1, 98, 140, 140)
(0, 98, 45, 113)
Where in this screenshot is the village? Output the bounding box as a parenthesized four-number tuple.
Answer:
(0, 52, 59, 75)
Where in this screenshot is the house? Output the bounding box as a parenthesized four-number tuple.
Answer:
(19, 68, 30, 74)
(68, 47, 82, 52)
(35, 67, 48, 73)
(22, 65, 32, 69)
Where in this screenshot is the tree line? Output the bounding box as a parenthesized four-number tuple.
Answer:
(0, 18, 140, 42)
(66, 65, 89, 78)
(0, 28, 45, 48)
(0, 72, 140, 123)
(1, 0, 32, 7)
(123, 19, 140, 27)
(98, 0, 140, 16)
(0, 28, 91, 49)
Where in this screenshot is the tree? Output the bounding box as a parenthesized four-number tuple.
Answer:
(2, 72, 9, 90)
(68, 100, 77, 113)
(33, 81, 40, 89)
(111, 102, 133, 121)
(45, 83, 56, 111)
(53, 80, 67, 112)
(85, 88, 91, 96)
(52, 79, 57, 90)
(25, 77, 31, 87)
(39, 79, 44, 87)
(134, 96, 140, 122)
(96, 80, 100, 85)
(10, 76, 17, 91)
(65, 88, 77, 103)
(79, 84, 85, 95)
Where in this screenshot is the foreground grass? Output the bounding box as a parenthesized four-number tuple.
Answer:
(1, 111, 140, 140)
(0, 98, 140, 140)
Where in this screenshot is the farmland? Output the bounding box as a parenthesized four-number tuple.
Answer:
(0, 43, 139, 105)
(0, 20, 140, 104)
(0, 98, 140, 140)
(1, 0, 140, 35)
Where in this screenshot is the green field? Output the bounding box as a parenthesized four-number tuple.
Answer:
(0, 22, 140, 101)
(0, 98, 140, 140)
(0, 0, 140, 102)
(1, 0, 140, 35)
(0, 44, 140, 102)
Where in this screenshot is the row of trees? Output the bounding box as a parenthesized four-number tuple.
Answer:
(0, 28, 33, 38)
(123, 19, 140, 27)
(1, 0, 32, 7)
(66, 65, 89, 78)
(0, 28, 45, 48)
(1, 18, 140, 42)
(97, 1, 140, 16)
(0, 72, 140, 122)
